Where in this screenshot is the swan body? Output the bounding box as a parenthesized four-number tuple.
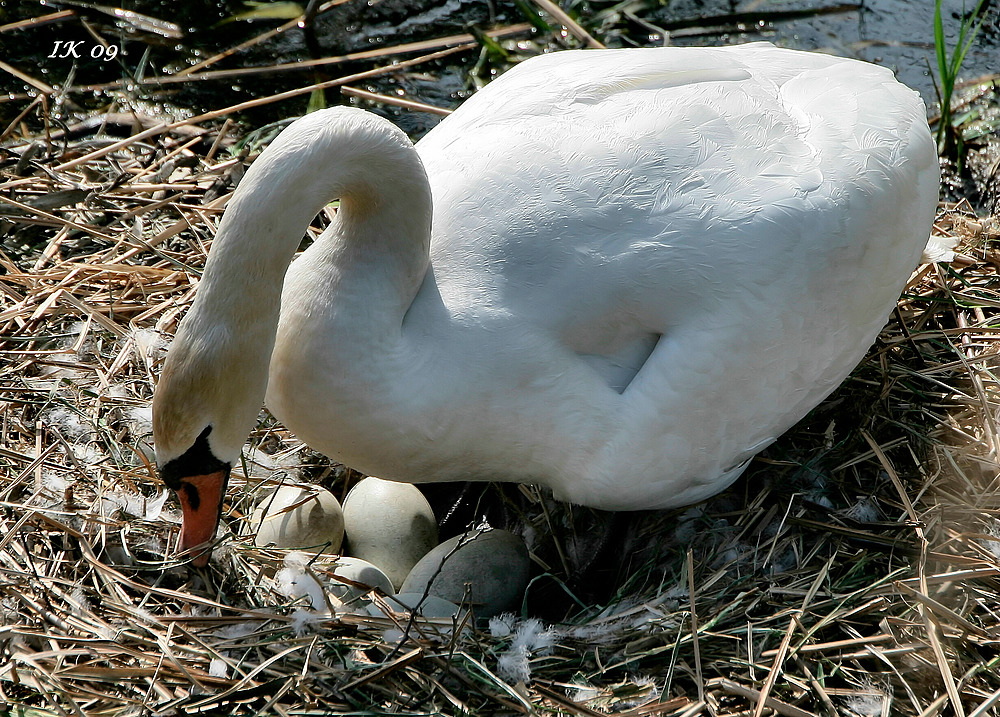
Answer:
(153, 44, 939, 563)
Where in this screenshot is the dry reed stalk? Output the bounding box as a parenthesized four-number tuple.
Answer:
(59, 24, 534, 94)
(340, 86, 453, 116)
(530, 0, 606, 48)
(179, 0, 353, 76)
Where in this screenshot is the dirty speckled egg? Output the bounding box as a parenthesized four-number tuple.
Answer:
(399, 529, 530, 617)
(342, 476, 438, 589)
(328, 556, 394, 602)
(251, 485, 344, 553)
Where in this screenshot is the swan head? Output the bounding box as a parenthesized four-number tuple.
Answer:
(156, 425, 231, 567)
(153, 311, 270, 566)
(151, 106, 433, 566)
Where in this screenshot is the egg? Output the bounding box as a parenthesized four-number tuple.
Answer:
(399, 529, 530, 617)
(365, 593, 465, 619)
(251, 485, 344, 553)
(342, 476, 438, 589)
(328, 556, 394, 603)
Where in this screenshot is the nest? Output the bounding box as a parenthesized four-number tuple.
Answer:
(3, 22, 1000, 717)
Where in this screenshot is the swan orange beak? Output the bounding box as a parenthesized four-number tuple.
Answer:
(175, 470, 228, 567)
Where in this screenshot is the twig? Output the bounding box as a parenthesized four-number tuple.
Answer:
(340, 86, 452, 116)
(687, 549, 703, 703)
(710, 678, 817, 717)
(530, 0, 605, 48)
(753, 615, 798, 717)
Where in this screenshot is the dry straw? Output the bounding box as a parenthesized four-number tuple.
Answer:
(2, 10, 1000, 717)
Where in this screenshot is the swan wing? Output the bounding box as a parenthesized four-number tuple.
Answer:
(411, 45, 937, 507)
(419, 45, 933, 334)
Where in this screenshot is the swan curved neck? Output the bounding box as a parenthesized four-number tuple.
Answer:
(199, 109, 432, 326)
(156, 107, 432, 465)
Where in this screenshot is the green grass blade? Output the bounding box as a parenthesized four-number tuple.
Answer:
(950, 0, 989, 78)
(934, 0, 948, 83)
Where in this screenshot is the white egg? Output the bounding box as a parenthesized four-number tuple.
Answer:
(328, 556, 394, 603)
(399, 529, 530, 617)
(251, 485, 344, 553)
(342, 476, 438, 589)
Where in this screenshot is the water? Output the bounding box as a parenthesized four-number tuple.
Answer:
(658, 0, 998, 105)
(287, 0, 1000, 132)
(0, 0, 996, 133)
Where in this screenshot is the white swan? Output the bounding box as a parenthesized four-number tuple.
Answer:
(153, 43, 939, 564)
